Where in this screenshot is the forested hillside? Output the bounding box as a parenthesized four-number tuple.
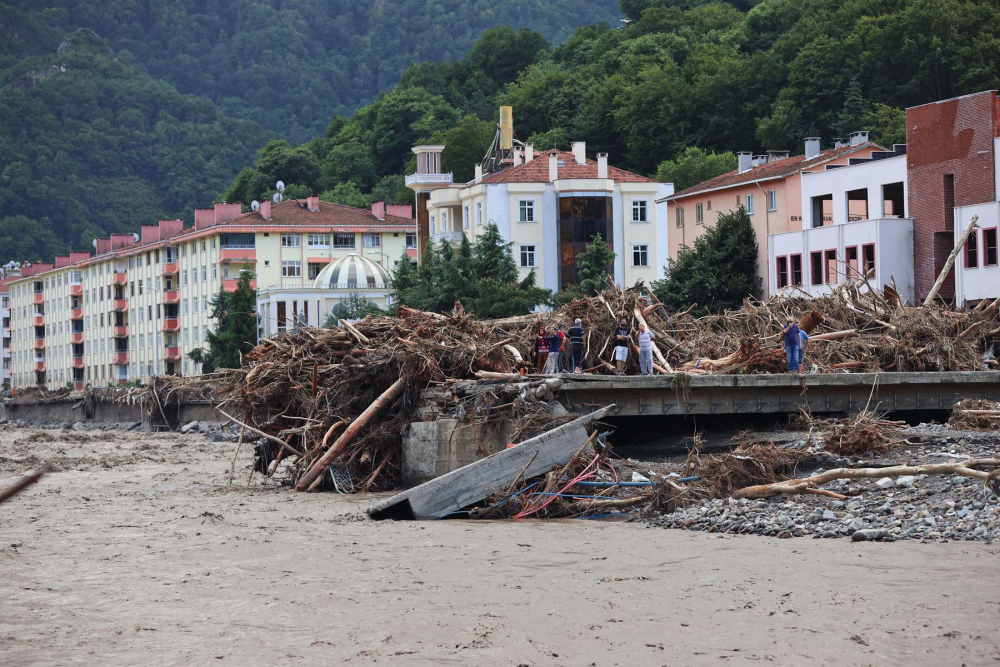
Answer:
(228, 0, 1000, 214)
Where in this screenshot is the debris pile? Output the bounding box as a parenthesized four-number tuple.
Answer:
(949, 399, 1000, 430)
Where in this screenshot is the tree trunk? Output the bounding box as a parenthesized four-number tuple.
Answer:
(924, 215, 978, 306)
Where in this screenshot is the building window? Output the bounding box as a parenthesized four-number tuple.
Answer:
(984, 228, 999, 266)
(519, 245, 536, 268)
(281, 261, 302, 278)
(632, 200, 648, 222)
(429, 214, 436, 235)
(695, 203, 704, 223)
(966, 232, 980, 268)
(776, 256, 789, 289)
(675, 206, 683, 228)
(476, 202, 483, 226)
(363, 233, 381, 248)
(810, 251, 823, 285)
(405, 233, 417, 249)
(862, 244, 876, 276)
(632, 244, 649, 267)
(825, 249, 838, 284)
(307, 234, 330, 248)
(518, 200, 535, 223)
(790, 254, 803, 286)
(767, 189, 777, 211)
(333, 233, 355, 249)
(281, 233, 301, 248)
(463, 205, 470, 230)
(441, 210, 448, 230)
(736, 194, 741, 206)
(846, 246, 859, 278)
(746, 193, 755, 215)
(308, 263, 323, 280)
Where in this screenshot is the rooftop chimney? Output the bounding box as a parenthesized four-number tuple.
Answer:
(597, 153, 608, 179)
(158, 219, 184, 240)
(110, 234, 134, 250)
(95, 238, 112, 255)
(306, 195, 319, 212)
(525, 143, 534, 163)
(69, 252, 90, 264)
(371, 201, 386, 221)
(571, 141, 586, 165)
(768, 150, 790, 161)
(752, 154, 768, 167)
(259, 199, 272, 220)
(214, 202, 242, 225)
(804, 137, 821, 160)
(737, 151, 753, 173)
(548, 151, 559, 182)
(194, 208, 214, 230)
(386, 204, 412, 219)
(141, 224, 161, 244)
(849, 130, 869, 146)
(513, 148, 522, 167)
(834, 137, 849, 149)
(54, 255, 71, 268)
(474, 164, 483, 183)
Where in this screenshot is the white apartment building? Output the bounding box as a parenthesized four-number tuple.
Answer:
(407, 120, 673, 294)
(0, 261, 20, 390)
(8, 199, 414, 390)
(768, 147, 915, 302)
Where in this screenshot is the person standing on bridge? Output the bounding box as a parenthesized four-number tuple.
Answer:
(535, 326, 549, 373)
(614, 318, 631, 375)
(543, 326, 561, 374)
(798, 328, 810, 373)
(781, 318, 802, 373)
(568, 318, 586, 373)
(636, 322, 656, 375)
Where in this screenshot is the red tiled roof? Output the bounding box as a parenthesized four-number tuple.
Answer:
(668, 143, 883, 199)
(221, 199, 414, 229)
(0, 277, 16, 293)
(481, 150, 655, 184)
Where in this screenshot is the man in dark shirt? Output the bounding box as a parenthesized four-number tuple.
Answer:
(614, 318, 630, 375)
(567, 318, 586, 373)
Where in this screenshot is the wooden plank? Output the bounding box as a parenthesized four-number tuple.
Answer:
(368, 406, 616, 520)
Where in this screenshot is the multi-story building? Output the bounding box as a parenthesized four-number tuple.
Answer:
(0, 261, 21, 390)
(407, 109, 673, 294)
(660, 135, 882, 297)
(8, 198, 415, 390)
(767, 145, 914, 301)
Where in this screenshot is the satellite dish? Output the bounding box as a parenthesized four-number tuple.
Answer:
(251, 200, 260, 212)
(272, 192, 283, 204)
(92, 239, 98, 248)
(276, 180, 285, 193)
(132, 233, 140, 243)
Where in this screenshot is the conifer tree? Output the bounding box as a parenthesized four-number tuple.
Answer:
(194, 268, 258, 371)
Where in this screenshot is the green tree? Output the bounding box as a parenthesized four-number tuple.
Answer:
(201, 269, 258, 370)
(556, 234, 616, 304)
(324, 293, 382, 323)
(318, 183, 371, 208)
(652, 207, 761, 316)
(834, 76, 869, 138)
(655, 147, 737, 192)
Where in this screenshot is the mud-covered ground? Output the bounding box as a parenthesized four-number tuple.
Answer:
(2, 425, 999, 666)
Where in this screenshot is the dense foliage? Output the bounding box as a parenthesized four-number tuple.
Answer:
(556, 235, 617, 305)
(652, 207, 761, 316)
(193, 268, 259, 371)
(391, 223, 551, 317)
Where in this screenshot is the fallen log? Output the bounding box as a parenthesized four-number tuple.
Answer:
(339, 318, 370, 344)
(808, 329, 857, 341)
(798, 309, 824, 334)
(0, 465, 51, 506)
(216, 408, 305, 457)
(397, 304, 449, 321)
(297, 376, 407, 492)
(924, 215, 978, 306)
(734, 458, 1000, 500)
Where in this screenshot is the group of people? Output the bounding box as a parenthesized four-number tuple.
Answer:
(781, 318, 810, 373)
(533, 317, 657, 376)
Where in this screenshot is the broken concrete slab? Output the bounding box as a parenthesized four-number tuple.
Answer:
(369, 406, 615, 520)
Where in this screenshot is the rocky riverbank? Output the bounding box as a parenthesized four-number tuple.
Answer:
(644, 424, 1000, 543)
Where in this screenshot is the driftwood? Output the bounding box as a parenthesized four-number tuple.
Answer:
(0, 465, 51, 505)
(923, 215, 978, 306)
(734, 459, 1000, 499)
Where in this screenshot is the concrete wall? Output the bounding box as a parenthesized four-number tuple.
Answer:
(800, 155, 907, 229)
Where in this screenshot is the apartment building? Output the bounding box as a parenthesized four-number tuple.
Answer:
(8, 198, 415, 390)
(408, 140, 673, 293)
(0, 261, 20, 390)
(660, 134, 882, 297)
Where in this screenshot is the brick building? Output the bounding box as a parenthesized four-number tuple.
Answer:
(906, 91, 1000, 302)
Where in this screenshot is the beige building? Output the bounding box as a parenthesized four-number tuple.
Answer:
(8, 198, 414, 390)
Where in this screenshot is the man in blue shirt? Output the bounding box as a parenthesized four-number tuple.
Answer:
(797, 329, 810, 372)
(781, 318, 801, 373)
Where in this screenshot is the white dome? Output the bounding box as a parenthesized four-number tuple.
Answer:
(314, 254, 390, 290)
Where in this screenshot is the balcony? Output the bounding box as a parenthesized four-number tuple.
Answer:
(70, 284, 83, 296)
(34, 361, 45, 372)
(162, 262, 178, 275)
(219, 248, 257, 263)
(113, 325, 128, 337)
(71, 332, 84, 344)
(430, 231, 464, 244)
(223, 278, 257, 293)
(33, 315, 44, 327)
(71, 307, 83, 320)
(405, 172, 454, 186)
(112, 272, 127, 285)
(114, 352, 129, 365)
(163, 346, 181, 360)
(162, 290, 179, 304)
(32, 293, 44, 305)
(162, 317, 179, 332)
(33, 338, 45, 350)
(113, 298, 128, 311)
(72, 357, 84, 369)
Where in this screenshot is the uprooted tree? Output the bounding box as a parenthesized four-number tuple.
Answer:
(652, 206, 761, 316)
